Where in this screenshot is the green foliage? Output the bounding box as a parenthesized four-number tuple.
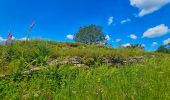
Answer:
(31, 43, 50, 66)
(0, 40, 170, 99)
(0, 56, 170, 99)
(157, 44, 170, 54)
(83, 57, 95, 66)
(126, 44, 144, 50)
(37, 43, 49, 57)
(74, 25, 106, 44)
(2, 46, 15, 62)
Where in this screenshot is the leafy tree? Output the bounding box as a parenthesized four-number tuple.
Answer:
(74, 25, 106, 44)
(157, 43, 170, 54)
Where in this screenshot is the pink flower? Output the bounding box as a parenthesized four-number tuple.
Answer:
(30, 21, 35, 29)
(8, 32, 12, 39)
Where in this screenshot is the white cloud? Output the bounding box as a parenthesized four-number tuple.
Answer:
(105, 35, 111, 40)
(130, 0, 170, 17)
(142, 44, 146, 47)
(18, 37, 28, 41)
(66, 34, 74, 40)
(123, 43, 131, 47)
(116, 39, 121, 42)
(128, 34, 137, 39)
(163, 38, 170, 45)
(108, 16, 114, 25)
(12, 36, 15, 40)
(120, 18, 131, 24)
(0, 37, 6, 42)
(152, 42, 158, 46)
(142, 24, 170, 38)
(0, 36, 30, 43)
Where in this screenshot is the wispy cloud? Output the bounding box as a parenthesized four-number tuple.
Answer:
(151, 42, 158, 46)
(163, 38, 170, 45)
(0, 36, 31, 42)
(120, 18, 131, 24)
(0, 37, 6, 42)
(142, 24, 170, 38)
(18, 37, 28, 41)
(128, 34, 137, 39)
(116, 39, 121, 42)
(123, 43, 131, 47)
(108, 16, 114, 25)
(105, 35, 111, 40)
(130, 0, 170, 17)
(66, 34, 74, 40)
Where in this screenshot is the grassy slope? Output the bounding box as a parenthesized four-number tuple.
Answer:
(0, 40, 170, 100)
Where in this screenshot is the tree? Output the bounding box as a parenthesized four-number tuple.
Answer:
(74, 25, 106, 44)
(157, 43, 170, 54)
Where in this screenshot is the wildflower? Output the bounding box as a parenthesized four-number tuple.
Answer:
(25, 21, 35, 41)
(5, 31, 13, 46)
(7, 32, 12, 39)
(30, 21, 35, 29)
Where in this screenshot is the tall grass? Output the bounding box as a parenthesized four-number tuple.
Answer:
(0, 57, 170, 99)
(0, 40, 170, 99)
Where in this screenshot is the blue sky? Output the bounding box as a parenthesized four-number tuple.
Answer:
(0, 0, 170, 51)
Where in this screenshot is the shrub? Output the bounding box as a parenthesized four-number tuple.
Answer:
(83, 57, 95, 66)
(37, 43, 49, 57)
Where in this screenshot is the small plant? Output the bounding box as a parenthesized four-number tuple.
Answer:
(83, 57, 95, 66)
(3, 46, 14, 62)
(32, 43, 50, 66)
(37, 43, 49, 57)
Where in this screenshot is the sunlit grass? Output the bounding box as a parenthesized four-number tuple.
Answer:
(0, 40, 170, 99)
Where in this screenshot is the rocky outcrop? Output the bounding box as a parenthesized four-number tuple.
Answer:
(49, 56, 147, 68)
(0, 55, 148, 78)
(23, 67, 42, 74)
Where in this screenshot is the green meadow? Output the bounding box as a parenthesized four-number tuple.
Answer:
(0, 40, 170, 100)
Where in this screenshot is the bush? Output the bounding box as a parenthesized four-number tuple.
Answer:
(157, 45, 170, 54)
(83, 57, 95, 66)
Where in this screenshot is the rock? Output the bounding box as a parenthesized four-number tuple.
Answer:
(23, 67, 42, 74)
(73, 64, 89, 69)
(49, 59, 59, 65)
(133, 56, 145, 59)
(123, 61, 128, 64)
(101, 57, 112, 63)
(76, 64, 82, 68)
(30, 67, 41, 72)
(132, 56, 145, 62)
(69, 56, 81, 64)
(59, 60, 69, 65)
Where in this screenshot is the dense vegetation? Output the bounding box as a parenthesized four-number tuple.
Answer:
(157, 44, 170, 54)
(0, 40, 170, 100)
(74, 25, 107, 44)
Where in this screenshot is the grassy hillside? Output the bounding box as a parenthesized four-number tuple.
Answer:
(0, 40, 170, 100)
